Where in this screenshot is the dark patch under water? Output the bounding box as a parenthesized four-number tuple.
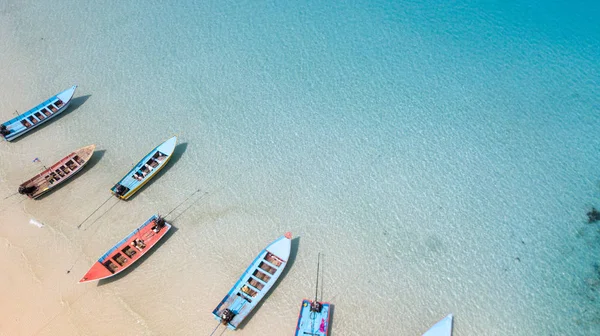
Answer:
(587, 207, 600, 224)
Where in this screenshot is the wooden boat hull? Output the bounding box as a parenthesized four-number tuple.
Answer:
(110, 136, 177, 200)
(295, 299, 331, 336)
(212, 232, 292, 330)
(1, 86, 77, 141)
(422, 314, 453, 336)
(18, 145, 95, 199)
(79, 214, 172, 283)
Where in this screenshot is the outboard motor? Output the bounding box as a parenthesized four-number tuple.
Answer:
(220, 309, 236, 325)
(0, 124, 10, 136)
(114, 184, 125, 196)
(18, 185, 37, 195)
(156, 216, 166, 228)
(310, 301, 323, 313)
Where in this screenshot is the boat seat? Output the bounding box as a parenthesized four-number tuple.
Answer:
(250, 275, 267, 286)
(253, 269, 271, 282)
(238, 291, 253, 303)
(261, 259, 279, 270)
(245, 279, 262, 292)
(259, 262, 277, 275)
(122, 246, 136, 257)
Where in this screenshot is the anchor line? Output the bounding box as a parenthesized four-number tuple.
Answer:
(170, 172, 244, 222)
(66, 198, 120, 273)
(82, 197, 120, 231)
(76, 194, 115, 229)
(2, 191, 19, 200)
(170, 191, 209, 222)
(164, 188, 202, 218)
(314, 252, 321, 303)
(208, 321, 222, 336)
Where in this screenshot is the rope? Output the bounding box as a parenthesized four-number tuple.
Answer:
(164, 188, 202, 218)
(76, 194, 114, 229)
(82, 198, 120, 231)
(2, 191, 19, 200)
(208, 321, 222, 336)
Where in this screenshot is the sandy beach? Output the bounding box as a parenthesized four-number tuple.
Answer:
(2, 1, 600, 335)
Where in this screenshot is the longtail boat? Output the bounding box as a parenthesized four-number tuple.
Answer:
(422, 314, 453, 336)
(18, 145, 95, 199)
(212, 232, 292, 330)
(295, 253, 331, 336)
(1, 86, 77, 141)
(110, 136, 177, 200)
(79, 214, 171, 283)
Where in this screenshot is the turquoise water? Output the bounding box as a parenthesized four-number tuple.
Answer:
(1, 0, 599, 335)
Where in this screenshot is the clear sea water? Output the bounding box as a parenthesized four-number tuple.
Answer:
(1, 1, 599, 335)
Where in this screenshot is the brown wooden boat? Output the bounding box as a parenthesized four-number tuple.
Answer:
(18, 145, 96, 199)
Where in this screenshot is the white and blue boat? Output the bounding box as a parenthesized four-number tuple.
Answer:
(0, 86, 77, 141)
(212, 232, 292, 330)
(295, 299, 331, 336)
(111, 136, 177, 200)
(422, 314, 453, 336)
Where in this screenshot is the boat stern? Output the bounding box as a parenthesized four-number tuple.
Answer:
(212, 297, 240, 330)
(111, 184, 131, 200)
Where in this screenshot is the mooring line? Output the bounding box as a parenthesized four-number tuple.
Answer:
(82, 198, 120, 231)
(76, 194, 114, 229)
(164, 188, 202, 218)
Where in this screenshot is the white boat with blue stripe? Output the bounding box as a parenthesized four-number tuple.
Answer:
(422, 314, 453, 336)
(110, 136, 177, 200)
(1, 86, 77, 141)
(212, 232, 292, 330)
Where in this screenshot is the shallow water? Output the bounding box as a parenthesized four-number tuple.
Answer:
(1, 1, 599, 335)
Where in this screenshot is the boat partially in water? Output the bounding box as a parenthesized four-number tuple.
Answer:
(212, 232, 292, 330)
(422, 314, 453, 336)
(18, 145, 95, 199)
(79, 214, 171, 283)
(295, 253, 331, 336)
(1, 86, 77, 141)
(110, 136, 177, 200)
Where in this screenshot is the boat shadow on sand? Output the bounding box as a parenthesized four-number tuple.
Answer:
(34, 149, 105, 201)
(328, 304, 336, 336)
(125, 142, 187, 202)
(236, 236, 300, 330)
(9, 95, 91, 143)
(96, 225, 178, 286)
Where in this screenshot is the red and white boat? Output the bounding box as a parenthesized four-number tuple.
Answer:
(79, 214, 171, 283)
